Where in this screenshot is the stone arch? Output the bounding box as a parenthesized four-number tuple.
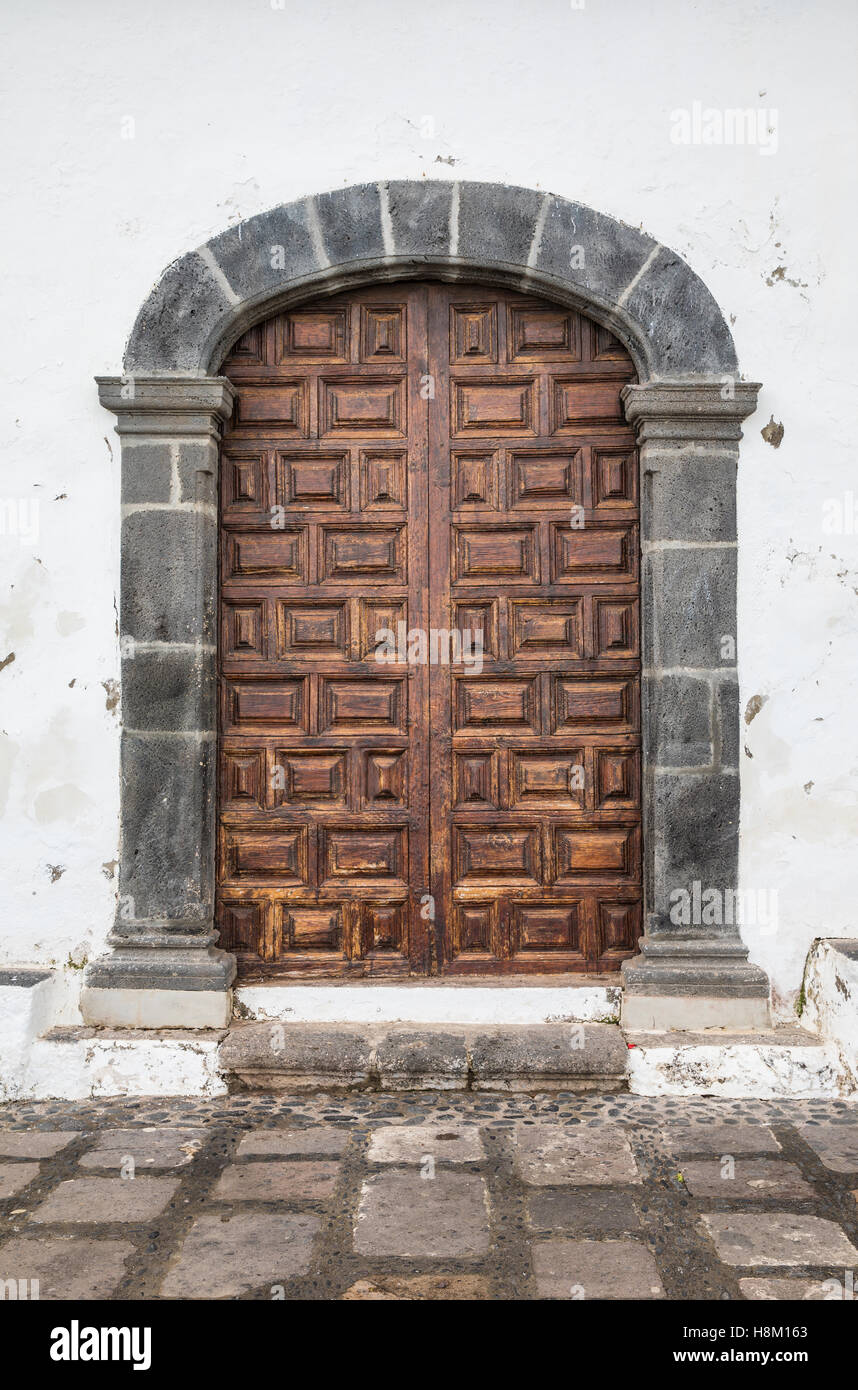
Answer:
(85, 181, 769, 1032)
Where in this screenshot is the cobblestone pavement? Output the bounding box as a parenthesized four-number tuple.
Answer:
(1, 1092, 858, 1300)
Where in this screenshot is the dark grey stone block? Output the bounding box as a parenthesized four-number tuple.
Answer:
(122, 443, 173, 505)
(124, 251, 236, 372)
(456, 181, 544, 267)
(218, 1024, 374, 1081)
(177, 440, 218, 507)
(645, 451, 737, 542)
(119, 734, 216, 921)
(536, 196, 656, 320)
(375, 1030, 468, 1086)
(468, 1024, 628, 1082)
(206, 199, 321, 308)
(623, 246, 738, 377)
(653, 546, 737, 669)
(314, 183, 385, 265)
(122, 648, 215, 732)
(645, 674, 713, 768)
(121, 510, 216, 644)
(387, 179, 455, 257)
(0, 969, 51, 987)
(651, 771, 740, 920)
(716, 677, 740, 768)
(528, 1190, 641, 1235)
(85, 944, 234, 991)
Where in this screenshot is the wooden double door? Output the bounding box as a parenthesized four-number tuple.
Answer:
(216, 281, 642, 978)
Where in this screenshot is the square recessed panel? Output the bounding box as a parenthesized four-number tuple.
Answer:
(553, 676, 637, 733)
(451, 902, 498, 957)
(225, 324, 264, 366)
(507, 305, 582, 361)
(224, 678, 308, 733)
(360, 305, 406, 362)
(321, 827, 406, 884)
(453, 600, 498, 660)
(320, 677, 405, 733)
(359, 598, 408, 660)
(510, 600, 582, 657)
(594, 598, 639, 658)
(273, 751, 347, 807)
(235, 382, 309, 432)
(360, 451, 406, 510)
(224, 827, 308, 884)
(595, 747, 640, 810)
(218, 900, 264, 955)
(283, 906, 344, 953)
(597, 898, 641, 954)
(593, 450, 637, 508)
(452, 379, 536, 435)
(321, 526, 406, 583)
(225, 529, 308, 582)
(453, 752, 498, 808)
(276, 601, 347, 658)
(453, 825, 540, 883)
(221, 601, 265, 660)
(320, 377, 406, 435)
(553, 825, 639, 883)
(455, 677, 539, 733)
(276, 309, 349, 362)
(360, 902, 407, 955)
(509, 450, 583, 507)
(510, 902, 582, 953)
(275, 453, 349, 510)
(511, 751, 585, 809)
(220, 749, 266, 809)
(551, 522, 637, 582)
(452, 452, 498, 508)
(454, 526, 536, 583)
(450, 304, 498, 363)
(550, 378, 624, 430)
(363, 749, 407, 807)
(222, 452, 266, 510)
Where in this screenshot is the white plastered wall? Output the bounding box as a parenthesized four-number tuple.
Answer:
(0, 0, 856, 1022)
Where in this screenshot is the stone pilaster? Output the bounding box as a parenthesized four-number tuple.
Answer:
(620, 382, 771, 1030)
(81, 376, 237, 1029)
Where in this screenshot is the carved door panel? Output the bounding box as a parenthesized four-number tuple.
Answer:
(428, 285, 641, 973)
(217, 286, 430, 976)
(217, 281, 641, 977)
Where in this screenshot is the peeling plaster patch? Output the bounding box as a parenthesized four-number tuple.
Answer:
(804, 781, 814, 794)
(101, 679, 119, 713)
(101, 860, 118, 880)
(765, 266, 808, 289)
(56, 611, 85, 636)
(0, 651, 15, 673)
(761, 416, 784, 448)
(46, 864, 65, 883)
(744, 694, 768, 724)
(33, 784, 94, 825)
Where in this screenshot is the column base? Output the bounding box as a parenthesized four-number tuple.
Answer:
(81, 985, 233, 1029)
(81, 941, 236, 1028)
(621, 935, 771, 1032)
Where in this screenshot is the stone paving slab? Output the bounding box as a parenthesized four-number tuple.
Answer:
(79, 1127, 205, 1170)
(160, 1212, 319, 1298)
(532, 1238, 664, 1299)
(797, 1123, 858, 1172)
(213, 1159, 340, 1201)
(0, 1131, 78, 1159)
(527, 1189, 641, 1234)
(679, 1158, 815, 1200)
(366, 1123, 484, 1164)
(2, 1093, 858, 1301)
(513, 1124, 639, 1186)
(0, 1162, 40, 1198)
(236, 1126, 350, 1157)
(354, 1171, 490, 1257)
(702, 1213, 858, 1267)
(0, 1235, 135, 1299)
(30, 1176, 180, 1224)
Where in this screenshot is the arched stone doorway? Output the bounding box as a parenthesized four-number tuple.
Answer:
(83, 181, 769, 1030)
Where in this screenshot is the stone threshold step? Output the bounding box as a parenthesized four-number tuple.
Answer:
(234, 980, 621, 1025)
(219, 1022, 629, 1093)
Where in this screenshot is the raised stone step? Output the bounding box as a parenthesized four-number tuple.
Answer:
(218, 1022, 630, 1092)
(625, 1025, 854, 1098)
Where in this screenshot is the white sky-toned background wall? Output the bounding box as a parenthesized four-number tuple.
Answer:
(0, 0, 856, 1016)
